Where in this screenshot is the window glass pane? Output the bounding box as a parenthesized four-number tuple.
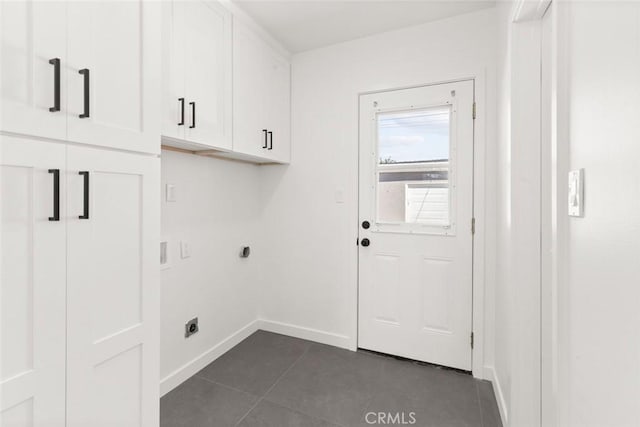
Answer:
(378, 106, 450, 164)
(376, 106, 451, 227)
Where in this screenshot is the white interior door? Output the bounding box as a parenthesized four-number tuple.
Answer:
(0, 1, 67, 140)
(66, 146, 159, 427)
(1, 135, 66, 427)
(66, 0, 160, 154)
(183, 0, 231, 149)
(358, 80, 474, 370)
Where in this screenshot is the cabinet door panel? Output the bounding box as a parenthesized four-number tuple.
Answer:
(67, 1, 161, 154)
(183, 0, 231, 149)
(0, 136, 66, 427)
(0, 1, 66, 140)
(232, 19, 267, 158)
(264, 50, 291, 163)
(232, 19, 290, 163)
(66, 146, 159, 427)
(162, 0, 186, 141)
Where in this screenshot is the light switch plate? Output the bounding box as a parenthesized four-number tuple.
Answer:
(568, 169, 584, 217)
(166, 184, 176, 202)
(180, 241, 191, 259)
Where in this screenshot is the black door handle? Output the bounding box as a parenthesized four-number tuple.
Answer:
(362, 221, 370, 229)
(360, 238, 370, 247)
(262, 129, 268, 148)
(48, 169, 60, 221)
(78, 68, 90, 118)
(189, 101, 195, 128)
(178, 98, 185, 125)
(79, 171, 89, 219)
(268, 131, 273, 150)
(49, 58, 60, 112)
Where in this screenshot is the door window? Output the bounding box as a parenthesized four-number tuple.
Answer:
(376, 106, 452, 229)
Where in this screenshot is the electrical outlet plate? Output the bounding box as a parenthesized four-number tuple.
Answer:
(185, 317, 198, 338)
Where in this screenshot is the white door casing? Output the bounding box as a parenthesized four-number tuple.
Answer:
(358, 80, 474, 370)
(65, 145, 159, 427)
(1, 136, 66, 427)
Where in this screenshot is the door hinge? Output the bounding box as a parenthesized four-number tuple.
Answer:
(472, 102, 476, 120)
(471, 332, 474, 349)
(471, 217, 476, 235)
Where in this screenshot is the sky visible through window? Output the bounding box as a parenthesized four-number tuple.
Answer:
(377, 106, 450, 164)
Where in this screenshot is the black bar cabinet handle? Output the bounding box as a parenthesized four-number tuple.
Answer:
(178, 98, 185, 125)
(189, 101, 195, 128)
(79, 68, 90, 118)
(48, 169, 60, 221)
(268, 131, 273, 150)
(79, 171, 89, 219)
(49, 58, 60, 112)
(262, 129, 268, 148)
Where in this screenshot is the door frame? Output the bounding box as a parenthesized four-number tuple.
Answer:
(355, 73, 488, 379)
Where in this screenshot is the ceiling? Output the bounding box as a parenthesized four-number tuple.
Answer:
(233, 0, 496, 53)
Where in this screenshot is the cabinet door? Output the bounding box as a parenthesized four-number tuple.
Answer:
(66, 146, 159, 427)
(233, 19, 291, 163)
(1, 136, 66, 427)
(183, 0, 232, 150)
(232, 19, 268, 158)
(0, 1, 67, 140)
(162, 0, 186, 141)
(67, 1, 161, 154)
(263, 49, 291, 163)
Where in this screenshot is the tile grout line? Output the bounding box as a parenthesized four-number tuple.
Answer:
(476, 381, 486, 427)
(193, 375, 260, 400)
(233, 342, 314, 427)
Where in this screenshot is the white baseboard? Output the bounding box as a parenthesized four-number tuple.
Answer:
(485, 366, 508, 426)
(257, 319, 353, 350)
(160, 320, 260, 396)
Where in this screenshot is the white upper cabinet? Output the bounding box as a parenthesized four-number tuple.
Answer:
(163, 0, 232, 151)
(232, 18, 291, 164)
(66, 1, 161, 154)
(0, 1, 161, 155)
(0, 1, 67, 140)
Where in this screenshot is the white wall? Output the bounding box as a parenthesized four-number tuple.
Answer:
(557, 2, 640, 426)
(258, 7, 497, 366)
(159, 150, 261, 394)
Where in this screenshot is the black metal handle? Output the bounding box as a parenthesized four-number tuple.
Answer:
(78, 68, 90, 118)
(178, 98, 185, 125)
(189, 101, 195, 128)
(360, 238, 370, 247)
(48, 169, 60, 221)
(268, 131, 273, 150)
(49, 58, 60, 112)
(79, 171, 89, 219)
(262, 129, 268, 148)
(362, 221, 370, 229)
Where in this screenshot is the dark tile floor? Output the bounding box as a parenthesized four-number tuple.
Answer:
(161, 331, 502, 427)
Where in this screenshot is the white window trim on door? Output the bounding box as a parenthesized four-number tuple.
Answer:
(352, 70, 490, 381)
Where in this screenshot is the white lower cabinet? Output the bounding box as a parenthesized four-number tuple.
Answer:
(0, 136, 160, 427)
(1, 136, 67, 427)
